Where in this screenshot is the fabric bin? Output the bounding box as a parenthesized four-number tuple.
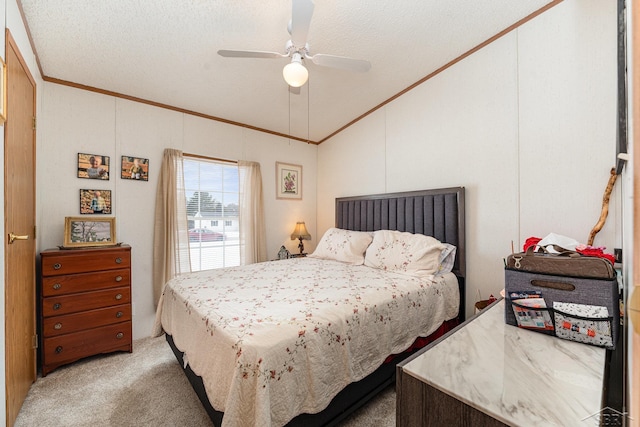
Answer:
(504, 269, 619, 350)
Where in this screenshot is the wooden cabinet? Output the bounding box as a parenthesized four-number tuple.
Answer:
(39, 245, 132, 376)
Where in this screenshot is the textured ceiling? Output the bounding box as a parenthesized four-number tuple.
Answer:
(20, 0, 557, 143)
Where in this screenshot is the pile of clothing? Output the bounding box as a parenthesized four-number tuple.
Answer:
(522, 232, 616, 265)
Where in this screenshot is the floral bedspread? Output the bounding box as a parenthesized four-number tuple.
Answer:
(154, 258, 459, 427)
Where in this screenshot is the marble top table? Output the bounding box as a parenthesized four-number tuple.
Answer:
(402, 299, 606, 426)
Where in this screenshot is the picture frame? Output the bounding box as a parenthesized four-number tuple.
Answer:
(64, 217, 116, 247)
(78, 153, 110, 180)
(0, 56, 6, 123)
(80, 189, 112, 214)
(276, 162, 302, 200)
(121, 156, 149, 181)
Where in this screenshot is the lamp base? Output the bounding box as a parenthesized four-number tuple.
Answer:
(298, 237, 305, 254)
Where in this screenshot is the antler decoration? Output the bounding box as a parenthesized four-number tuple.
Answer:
(587, 167, 618, 246)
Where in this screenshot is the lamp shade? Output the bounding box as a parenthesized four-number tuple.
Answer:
(290, 222, 311, 240)
(283, 54, 308, 88)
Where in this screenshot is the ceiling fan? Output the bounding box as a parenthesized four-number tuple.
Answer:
(217, 0, 371, 88)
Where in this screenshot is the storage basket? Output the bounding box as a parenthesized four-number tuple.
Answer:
(504, 269, 619, 349)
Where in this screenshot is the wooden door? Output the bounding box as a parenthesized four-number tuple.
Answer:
(4, 30, 37, 426)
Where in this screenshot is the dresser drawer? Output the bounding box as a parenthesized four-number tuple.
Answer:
(41, 247, 131, 276)
(42, 304, 131, 337)
(42, 286, 130, 317)
(42, 321, 132, 368)
(41, 268, 130, 297)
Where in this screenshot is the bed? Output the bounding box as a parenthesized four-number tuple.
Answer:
(154, 187, 466, 426)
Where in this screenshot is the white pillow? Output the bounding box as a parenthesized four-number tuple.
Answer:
(437, 243, 457, 274)
(364, 230, 445, 278)
(308, 228, 373, 265)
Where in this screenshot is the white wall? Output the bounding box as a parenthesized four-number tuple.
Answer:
(37, 84, 318, 340)
(318, 0, 619, 318)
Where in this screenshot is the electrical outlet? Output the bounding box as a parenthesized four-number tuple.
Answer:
(614, 248, 622, 263)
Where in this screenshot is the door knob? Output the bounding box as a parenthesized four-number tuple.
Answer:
(8, 233, 29, 244)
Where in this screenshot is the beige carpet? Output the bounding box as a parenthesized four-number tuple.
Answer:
(15, 336, 395, 426)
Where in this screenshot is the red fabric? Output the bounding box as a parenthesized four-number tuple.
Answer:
(523, 237, 541, 252)
(384, 317, 459, 364)
(523, 237, 615, 265)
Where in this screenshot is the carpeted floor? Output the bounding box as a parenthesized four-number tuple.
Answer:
(15, 336, 395, 426)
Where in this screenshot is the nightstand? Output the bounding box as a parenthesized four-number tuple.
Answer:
(397, 299, 607, 426)
(289, 253, 307, 258)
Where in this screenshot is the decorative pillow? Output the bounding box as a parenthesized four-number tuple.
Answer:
(364, 230, 445, 278)
(308, 228, 373, 265)
(437, 243, 457, 274)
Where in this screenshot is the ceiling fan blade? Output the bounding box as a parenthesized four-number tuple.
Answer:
(310, 54, 371, 73)
(217, 49, 286, 59)
(290, 0, 314, 47)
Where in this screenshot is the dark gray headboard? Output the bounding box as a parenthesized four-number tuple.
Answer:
(335, 187, 466, 319)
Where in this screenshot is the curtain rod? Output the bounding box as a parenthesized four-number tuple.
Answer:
(183, 152, 238, 164)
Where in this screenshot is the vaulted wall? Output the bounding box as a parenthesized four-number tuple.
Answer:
(317, 0, 620, 318)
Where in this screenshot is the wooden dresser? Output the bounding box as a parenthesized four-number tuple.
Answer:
(39, 245, 132, 376)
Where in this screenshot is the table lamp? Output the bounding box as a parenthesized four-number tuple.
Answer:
(290, 222, 311, 255)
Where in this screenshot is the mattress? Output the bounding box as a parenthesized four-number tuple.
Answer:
(153, 257, 459, 427)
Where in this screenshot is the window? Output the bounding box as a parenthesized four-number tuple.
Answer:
(183, 157, 240, 271)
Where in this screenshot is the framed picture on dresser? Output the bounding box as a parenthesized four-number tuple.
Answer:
(64, 217, 116, 247)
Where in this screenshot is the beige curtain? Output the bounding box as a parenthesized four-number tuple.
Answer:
(152, 149, 191, 305)
(238, 160, 267, 264)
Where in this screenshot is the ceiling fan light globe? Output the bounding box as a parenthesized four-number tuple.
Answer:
(283, 61, 308, 87)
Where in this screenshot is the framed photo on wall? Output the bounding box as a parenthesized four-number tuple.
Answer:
(64, 216, 116, 247)
(276, 162, 302, 200)
(121, 156, 149, 181)
(78, 153, 110, 180)
(80, 189, 112, 214)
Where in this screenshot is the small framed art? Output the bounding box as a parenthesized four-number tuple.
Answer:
(64, 216, 116, 247)
(121, 156, 149, 181)
(78, 153, 110, 180)
(80, 189, 112, 214)
(276, 162, 302, 200)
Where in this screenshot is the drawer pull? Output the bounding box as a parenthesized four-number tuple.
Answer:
(116, 311, 123, 318)
(115, 257, 122, 264)
(53, 303, 61, 310)
(55, 346, 63, 354)
(115, 275, 123, 282)
(53, 283, 61, 290)
(53, 263, 62, 270)
(54, 323, 62, 330)
(116, 332, 124, 339)
(115, 294, 123, 300)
